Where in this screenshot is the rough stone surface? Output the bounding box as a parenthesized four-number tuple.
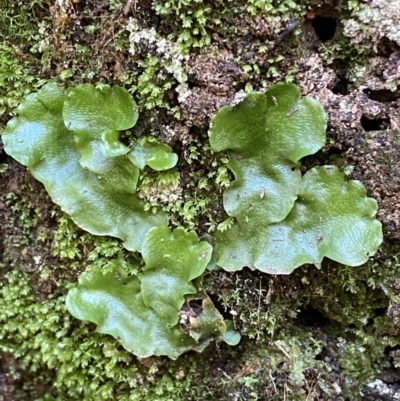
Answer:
(343, 0, 400, 50)
(178, 50, 245, 128)
(295, 53, 400, 239)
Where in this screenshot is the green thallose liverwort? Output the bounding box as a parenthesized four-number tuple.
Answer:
(129, 136, 179, 171)
(209, 82, 383, 274)
(1, 82, 238, 359)
(2, 83, 166, 252)
(1, 81, 382, 359)
(66, 226, 239, 359)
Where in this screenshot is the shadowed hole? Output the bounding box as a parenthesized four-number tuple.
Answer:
(295, 305, 329, 327)
(361, 115, 391, 131)
(363, 88, 400, 102)
(311, 16, 337, 42)
(332, 75, 349, 95)
(374, 307, 388, 316)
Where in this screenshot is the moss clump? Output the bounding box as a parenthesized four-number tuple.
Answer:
(1, 174, 398, 399)
(0, 43, 47, 121)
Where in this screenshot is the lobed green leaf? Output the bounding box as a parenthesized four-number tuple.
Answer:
(129, 137, 178, 171)
(215, 166, 383, 273)
(66, 227, 232, 359)
(210, 83, 382, 273)
(2, 83, 167, 252)
(209, 83, 326, 226)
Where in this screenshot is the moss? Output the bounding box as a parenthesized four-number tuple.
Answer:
(0, 43, 47, 121)
(0, 263, 393, 400)
(0, 1, 51, 121)
(0, 0, 48, 43)
(204, 244, 400, 398)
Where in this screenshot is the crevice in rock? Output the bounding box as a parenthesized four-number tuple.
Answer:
(363, 88, 400, 102)
(294, 305, 329, 327)
(361, 115, 391, 131)
(311, 16, 337, 42)
(331, 73, 350, 95)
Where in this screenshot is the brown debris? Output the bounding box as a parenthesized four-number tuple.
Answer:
(178, 50, 245, 128)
